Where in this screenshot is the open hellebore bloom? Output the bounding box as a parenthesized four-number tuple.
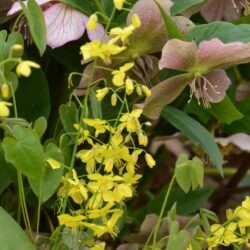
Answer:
(200, 0, 249, 21)
(126, 0, 194, 55)
(143, 38, 250, 119)
(8, 0, 105, 48)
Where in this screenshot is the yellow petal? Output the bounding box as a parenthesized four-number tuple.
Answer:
(87, 14, 98, 30)
(46, 158, 61, 169)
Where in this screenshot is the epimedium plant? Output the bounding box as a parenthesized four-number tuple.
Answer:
(0, 0, 250, 249)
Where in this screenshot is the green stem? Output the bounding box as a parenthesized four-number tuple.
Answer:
(18, 171, 33, 239)
(152, 174, 176, 249)
(10, 79, 33, 239)
(93, 0, 107, 17)
(36, 179, 43, 242)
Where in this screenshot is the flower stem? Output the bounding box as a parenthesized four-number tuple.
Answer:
(152, 174, 176, 249)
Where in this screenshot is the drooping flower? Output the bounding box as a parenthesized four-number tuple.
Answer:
(8, 0, 105, 48)
(16, 60, 40, 77)
(0, 101, 12, 117)
(143, 38, 250, 119)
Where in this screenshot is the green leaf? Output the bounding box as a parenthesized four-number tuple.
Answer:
(175, 162, 193, 193)
(90, 88, 102, 119)
(0, 30, 23, 71)
(192, 157, 204, 188)
(0, 146, 12, 194)
(185, 21, 250, 43)
(59, 102, 79, 137)
(209, 95, 243, 125)
(171, 0, 205, 16)
(224, 97, 250, 134)
(28, 143, 64, 203)
(0, 207, 35, 250)
(136, 185, 216, 222)
(19, 0, 46, 55)
(60, 0, 94, 15)
(154, 1, 184, 40)
(162, 106, 223, 175)
(166, 230, 190, 250)
(15, 68, 50, 122)
(33, 116, 47, 139)
(2, 125, 44, 179)
(175, 155, 204, 193)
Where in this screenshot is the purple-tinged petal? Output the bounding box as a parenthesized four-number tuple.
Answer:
(172, 16, 195, 34)
(159, 39, 198, 71)
(143, 74, 191, 119)
(126, 0, 170, 53)
(202, 69, 231, 103)
(127, 0, 172, 30)
(227, 133, 250, 152)
(86, 22, 107, 42)
(198, 38, 250, 70)
(200, 0, 242, 21)
(44, 3, 87, 48)
(7, 0, 52, 15)
(75, 63, 106, 96)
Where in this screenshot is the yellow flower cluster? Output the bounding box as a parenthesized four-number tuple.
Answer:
(57, 109, 155, 242)
(206, 196, 250, 249)
(80, 13, 140, 65)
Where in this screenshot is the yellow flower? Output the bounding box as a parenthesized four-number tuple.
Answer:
(96, 87, 109, 101)
(82, 210, 123, 237)
(89, 242, 106, 250)
(111, 93, 117, 106)
(125, 78, 134, 95)
(67, 169, 88, 204)
(1, 83, 9, 99)
(119, 109, 143, 133)
(0, 101, 12, 117)
(46, 158, 61, 169)
(74, 124, 93, 145)
(131, 13, 141, 28)
(16, 60, 40, 77)
(83, 118, 113, 136)
(145, 153, 155, 168)
(111, 62, 134, 86)
(110, 25, 135, 44)
(113, 0, 126, 10)
(87, 14, 98, 30)
(141, 85, 151, 97)
(57, 214, 85, 228)
(87, 202, 115, 219)
(207, 223, 239, 248)
(80, 40, 126, 64)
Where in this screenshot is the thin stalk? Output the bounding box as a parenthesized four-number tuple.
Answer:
(10, 79, 32, 239)
(36, 179, 43, 242)
(18, 171, 33, 239)
(152, 174, 176, 249)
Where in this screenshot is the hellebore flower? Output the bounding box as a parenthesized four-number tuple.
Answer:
(182, 0, 249, 21)
(143, 38, 250, 119)
(8, 0, 105, 48)
(200, 0, 248, 21)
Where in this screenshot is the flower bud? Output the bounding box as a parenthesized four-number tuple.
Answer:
(1, 83, 9, 99)
(111, 93, 117, 106)
(131, 13, 141, 28)
(96, 87, 109, 101)
(125, 78, 134, 95)
(141, 85, 151, 97)
(87, 14, 98, 30)
(145, 153, 155, 168)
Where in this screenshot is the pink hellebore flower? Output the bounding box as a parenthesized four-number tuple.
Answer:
(8, 0, 105, 48)
(200, 0, 247, 21)
(143, 38, 250, 119)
